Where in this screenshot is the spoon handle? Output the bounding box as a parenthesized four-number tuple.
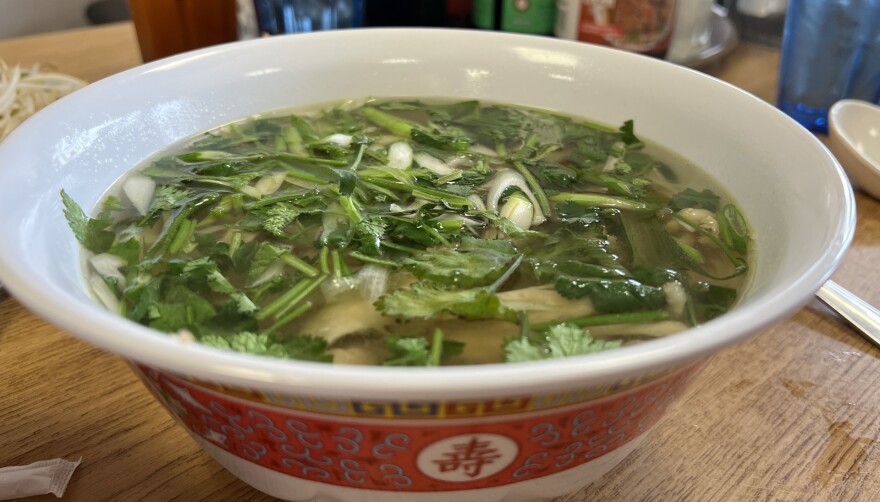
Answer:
(816, 280, 880, 349)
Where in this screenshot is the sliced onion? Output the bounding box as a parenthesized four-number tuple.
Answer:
(356, 265, 389, 303)
(467, 194, 486, 211)
(446, 154, 473, 168)
(499, 193, 535, 230)
(240, 185, 261, 199)
(89, 275, 120, 313)
(89, 253, 127, 286)
(320, 276, 359, 302)
(326, 133, 353, 147)
(601, 155, 620, 173)
(254, 171, 286, 196)
(122, 173, 156, 215)
(414, 151, 456, 175)
(387, 141, 413, 169)
(469, 144, 497, 157)
(485, 169, 546, 225)
(662, 281, 687, 317)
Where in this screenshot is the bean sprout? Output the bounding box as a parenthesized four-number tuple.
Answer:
(0, 58, 87, 141)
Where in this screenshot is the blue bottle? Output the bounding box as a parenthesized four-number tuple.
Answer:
(777, 0, 880, 133)
(253, 0, 365, 34)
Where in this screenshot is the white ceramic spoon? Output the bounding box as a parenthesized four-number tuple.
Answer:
(829, 99, 880, 199)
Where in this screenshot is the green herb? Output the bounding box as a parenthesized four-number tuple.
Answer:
(670, 188, 721, 212)
(504, 323, 622, 362)
(201, 332, 331, 361)
(383, 329, 464, 366)
(61, 190, 116, 253)
(63, 99, 751, 366)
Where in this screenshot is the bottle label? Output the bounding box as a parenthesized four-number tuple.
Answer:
(575, 0, 676, 55)
(474, 0, 556, 34)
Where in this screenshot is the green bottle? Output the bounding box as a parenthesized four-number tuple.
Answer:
(473, 0, 556, 35)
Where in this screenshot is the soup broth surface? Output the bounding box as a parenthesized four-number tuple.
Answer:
(66, 98, 752, 366)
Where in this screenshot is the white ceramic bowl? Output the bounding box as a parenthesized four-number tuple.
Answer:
(0, 29, 855, 501)
(829, 99, 880, 200)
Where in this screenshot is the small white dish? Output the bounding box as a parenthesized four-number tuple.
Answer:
(829, 99, 880, 200)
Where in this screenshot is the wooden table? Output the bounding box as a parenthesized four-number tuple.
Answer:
(1, 23, 878, 502)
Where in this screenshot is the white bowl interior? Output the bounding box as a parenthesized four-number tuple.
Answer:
(0, 29, 854, 399)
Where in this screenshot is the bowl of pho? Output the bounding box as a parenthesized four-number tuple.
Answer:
(0, 29, 854, 501)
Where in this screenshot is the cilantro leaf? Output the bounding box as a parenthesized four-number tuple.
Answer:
(504, 324, 622, 362)
(555, 200, 601, 227)
(555, 278, 666, 314)
(618, 119, 641, 146)
(383, 330, 465, 366)
(145, 185, 190, 219)
(353, 215, 387, 256)
(402, 238, 517, 288)
(146, 285, 216, 332)
(109, 237, 142, 267)
(61, 189, 116, 253)
(200, 332, 332, 361)
(669, 188, 720, 212)
(247, 242, 286, 283)
(179, 257, 257, 313)
(262, 202, 301, 237)
(383, 337, 430, 366)
(375, 283, 516, 321)
(279, 334, 334, 362)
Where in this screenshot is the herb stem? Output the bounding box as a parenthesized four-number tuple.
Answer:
(283, 126, 307, 156)
(263, 301, 313, 335)
(273, 275, 327, 320)
(229, 231, 242, 257)
(255, 274, 326, 321)
(280, 252, 320, 277)
(349, 143, 367, 171)
(550, 192, 651, 211)
(278, 167, 328, 185)
(380, 241, 420, 254)
(519, 311, 530, 340)
(434, 171, 462, 185)
(168, 217, 195, 254)
(531, 310, 670, 331)
(338, 195, 364, 225)
(512, 160, 551, 218)
(148, 193, 219, 255)
(331, 249, 343, 278)
(489, 254, 524, 292)
(276, 152, 347, 166)
(428, 328, 444, 367)
(319, 246, 331, 275)
(361, 106, 415, 137)
(349, 252, 401, 268)
(420, 223, 449, 246)
(366, 178, 471, 208)
(672, 212, 748, 279)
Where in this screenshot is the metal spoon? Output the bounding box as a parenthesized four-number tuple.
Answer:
(816, 280, 880, 349)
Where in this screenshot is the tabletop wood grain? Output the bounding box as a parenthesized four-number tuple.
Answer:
(1, 23, 878, 502)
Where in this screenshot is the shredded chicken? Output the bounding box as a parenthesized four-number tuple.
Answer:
(498, 285, 595, 323)
(297, 299, 393, 344)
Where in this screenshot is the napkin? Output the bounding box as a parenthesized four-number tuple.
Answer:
(0, 458, 81, 500)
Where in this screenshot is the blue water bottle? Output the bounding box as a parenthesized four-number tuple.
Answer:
(777, 0, 880, 133)
(253, 0, 365, 34)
